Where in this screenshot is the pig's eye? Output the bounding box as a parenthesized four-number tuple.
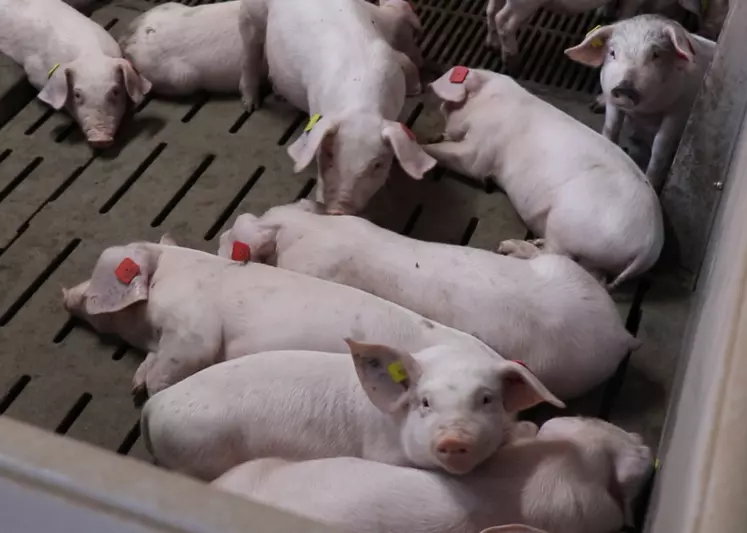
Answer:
(609, 49, 616, 59)
(481, 394, 494, 406)
(652, 50, 660, 60)
(110, 87, 121, 99)
(74, 89, 83, 103)
(420, 397, 430, 409)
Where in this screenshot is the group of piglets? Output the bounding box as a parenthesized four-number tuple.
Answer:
(5, 0, 723, 530)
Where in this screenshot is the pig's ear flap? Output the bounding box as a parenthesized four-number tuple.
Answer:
(383, 122, 437, 180)
(218, 214, 276, 263)
(564, 25, 615, 67)
(117, 59, 152, 105)
(614, 438, 654, 499)
(480, 526, 548, 533)
(83, 245, 155, 315)
(430, 69, 468, 103)
(678, 0, 704, 16)
(498, 361, 565, 412)
(347, 339, 422, 413)
(664, 24, 696, 62)
(287, 115, 339, 173)
(38, 66, 71, 110)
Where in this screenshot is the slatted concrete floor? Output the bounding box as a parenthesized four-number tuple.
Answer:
(0, 0, 691, 525)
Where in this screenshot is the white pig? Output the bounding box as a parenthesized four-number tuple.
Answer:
(218, 200, 639, 399)
(238, 0, 436, 214)
(119, 0, 423, 96)
(486, 0, 724, 67)
(565, 15, 716, 189)
(141, 344, 563, 480)
(0, 0, 151, 147)
(213, 417, 652, 533)
(423, 67, 663, 289)
(62, 240, 517, 397)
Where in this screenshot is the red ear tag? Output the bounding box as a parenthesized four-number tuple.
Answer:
(401, 123, 416, 141)
(115, 258, 141, 285)
(515, 360, 532, 372)
(231, 241, 251, 263)
(449, 66, 469, 84)
(506, 360, 532, 383)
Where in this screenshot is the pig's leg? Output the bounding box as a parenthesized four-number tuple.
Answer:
(142, 335, 220, 396)
(422, 141, 483, 179)
(132, 352, 159, 404)
(602, 103, 625, 144)
(646, 114, 687, 191)
(238, 1, 268, 112)
(495, 8, 522, 69)
(495, 239, 542, 259)
(485, 0, 507, 47)
(394, 52, 422, 96)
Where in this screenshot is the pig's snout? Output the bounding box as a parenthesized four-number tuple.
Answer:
(433, 434, 479, 474)
(610, 81, 641, 106)
(86, 134, 114, 149)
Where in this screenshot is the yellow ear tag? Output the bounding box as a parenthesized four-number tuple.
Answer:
(587, 25, 604, 48)
(304, 113, 322, 133)
(654, 458, 661, 470)
(387, 362, 408, 383)
(47, 63, 61, 79)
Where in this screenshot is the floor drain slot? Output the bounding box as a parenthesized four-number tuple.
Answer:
(0, 375, 31, 414)
(204, 166, 266, 241)
(100, 142, 167, 214)
(53, 317, 77, 344)
(24, 110, 55, 136)
(295, 178, 316, 201)
(459, 217, 479, 245)
(55, 392, 92, 435)
(151, 154, 216, 227)
(0, 149, 11, 166)
(116, 421, 141, 455)
(277, 112, 307, 146)
(0, 157, 43, 204)
(402, 204, 424, 236)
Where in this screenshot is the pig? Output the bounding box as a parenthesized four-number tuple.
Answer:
(0, 0, 151, 148)
(217, 200, 640, 399)
(238, 0, 436, 214)
(213, 417, 652, 533)
(565, 15, 716, 189)
(486, 0, 724, 67)
(423, 67, 664, 289)
(62, 239, 519, 397)
(141, 344, 563, 480)
(118, 0, 423, 97)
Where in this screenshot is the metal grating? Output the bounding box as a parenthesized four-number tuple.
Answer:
(0, 1, 691, 531)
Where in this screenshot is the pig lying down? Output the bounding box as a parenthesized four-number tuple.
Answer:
(0, 0, 151, 147)
(423, 67, 664, 289)
(214, 417, 652, 533)
(219, 200, 639, 399)
(142, 344, 562, 480)
(566, 15, 716, 189)
(119, 0, 423, 97)
(62, 239, 512, 397)
(239, 0, 436, 214)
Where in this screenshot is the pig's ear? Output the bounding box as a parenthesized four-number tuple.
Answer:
(347, 339, 422, 413)
(498, 361, 565, 412)
(117, 59, 152, 104)
(480, 526, 548, 533)
(614, 440, 653, 498)
(564, 25, 615, 67)
(287, 115, 339, 173)
(678, 0, 704, 16)
(383, 122, 437, 180)
(159, 233, 177, 246)
(430, 69, 469, 103)
(38, 66, 71, 110)
(83, 245, 154, 315)
(664, 25, 696, 62)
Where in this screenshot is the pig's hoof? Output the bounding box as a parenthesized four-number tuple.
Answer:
(496, 239, 540, 259)
(132, 384, 149, 408)
(528, 238, 546, 249)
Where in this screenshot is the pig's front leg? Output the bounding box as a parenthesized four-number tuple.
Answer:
(602, 103, 625, 144)
(485, 0, 503, 47)
(133, 352, 159, 406)
(238, 0, 268, 112)
(496, 239, 542, 259)
(646, 113, 687, 191)
(141, 335, 220, 397)
(422, 140, 483, 181)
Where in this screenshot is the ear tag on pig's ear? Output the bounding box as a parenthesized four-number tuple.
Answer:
(449, 66, 469, 84)
(388, 361, 408, 383)
(47, 63, 61, 79)
(506, 360, 531, 384)
(587, 25, 603, 48)
(304, 113, 322, 133)
(401, 123, 416, 141)
(654, 458, 661, 470)
(115, 258, 141, 285)
(231, 241, 251, 263)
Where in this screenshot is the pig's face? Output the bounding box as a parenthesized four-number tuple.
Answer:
(565, 16, 698, 114)
(38, 58, 152, 148)
(348, 340, 564, 475)
(287, 114, 436, 215)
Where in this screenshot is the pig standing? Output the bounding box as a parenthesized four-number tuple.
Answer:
(0, 0, 151, 147)
(218, 200, 639, 399)
(119, 0, 423, 96)
(141, 344, 563, 480)
(213, 417, 652, 533)
(238, 0, 436, 214)
(566, 15, 716, 189)
(423, 67, 663, 289)
(62, 239, 512, 397)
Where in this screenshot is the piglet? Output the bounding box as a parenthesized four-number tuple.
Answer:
(119, 0, 423, 97)
(213, 417, 652, 533)
(239, 0, 436, 214)
(424, 67, 663, 289)
(142, 344, 563, 480)
(566, 15, 716, 189)
(218, 200, 639, 399)
(62, 239, 507, 397)
(0, 0, 151, 147)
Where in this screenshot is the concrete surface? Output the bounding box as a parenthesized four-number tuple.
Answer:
(0, 0, 689, 512)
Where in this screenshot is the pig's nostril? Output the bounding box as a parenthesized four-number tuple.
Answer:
(88, 139, 114, 149)
(436, 440, 472, 456)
